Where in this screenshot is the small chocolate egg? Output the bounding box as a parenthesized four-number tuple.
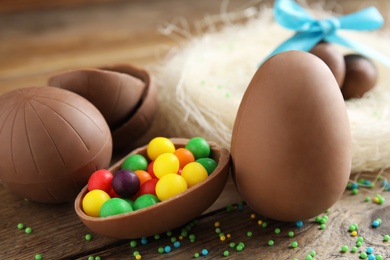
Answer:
(309, 41, 346, 87)
(341, 54, 377, 100)
(48, 68, 146, 130)
(231, 50, 351, 222)
(0, 87, 112, 203)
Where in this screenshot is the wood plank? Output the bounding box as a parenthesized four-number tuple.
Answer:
(1, 0, 390, 259)
(1, 181, 389, 259)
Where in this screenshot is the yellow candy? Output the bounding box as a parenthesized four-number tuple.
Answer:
(82, 190, 110, 217)
(153, 153, 180, 179)
(156, 174, 187, 201)
(181, 162, 208, 188)
(147, 137, 175, 161)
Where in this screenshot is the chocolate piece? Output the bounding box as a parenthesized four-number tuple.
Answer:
(0, 87, 112, 203)
(341, 54, 377, 100)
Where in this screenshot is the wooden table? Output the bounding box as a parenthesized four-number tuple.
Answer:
(1, 0, 390, 259)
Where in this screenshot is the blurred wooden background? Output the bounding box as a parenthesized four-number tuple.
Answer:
(1, 0, 389, 95)
(1, 1, 390, 259)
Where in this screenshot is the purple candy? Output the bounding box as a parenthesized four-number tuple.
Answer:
(112, 169, 140, 198)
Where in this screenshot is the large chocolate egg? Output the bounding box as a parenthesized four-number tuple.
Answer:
(231, 51, 351, 221)
(0, 87, 112, 203)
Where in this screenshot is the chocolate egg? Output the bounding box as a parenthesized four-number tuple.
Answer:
(341, 54, 377, 100)
(0, 87, 112, 203)
(309, 41, 346, 87)
(231, 51, 351, 221)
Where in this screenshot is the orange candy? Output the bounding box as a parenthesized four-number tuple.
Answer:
(134, 170, 153, 186)
(174, 148, 195, 169)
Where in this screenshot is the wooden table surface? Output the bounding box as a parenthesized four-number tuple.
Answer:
(1, 0, 390, 259)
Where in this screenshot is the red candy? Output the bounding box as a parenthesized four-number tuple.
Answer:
(147, 161, 157, 179)
(138, 178, 158, 197)
(87, 169, 113, 193)
(108, 187, 120, 198)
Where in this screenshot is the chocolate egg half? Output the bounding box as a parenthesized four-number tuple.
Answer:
(48, 64, 158, 153)
(0, 87, 112, 203)
(231, 51, 351, 221)
(48, 68, 145, 130)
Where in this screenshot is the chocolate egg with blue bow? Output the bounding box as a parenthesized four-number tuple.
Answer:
(231, 51, 352, 221)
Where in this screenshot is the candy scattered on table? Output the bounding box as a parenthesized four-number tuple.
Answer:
(25, 227, 32, 234)
(85, 234, 93, 241)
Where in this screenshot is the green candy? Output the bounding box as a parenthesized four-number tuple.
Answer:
(99, 198, 133, 217)
(196, 158, 217, 175)
(133, 194, 160, 210)
(186, 137, 210, 159)
(122, 154, 148, 171)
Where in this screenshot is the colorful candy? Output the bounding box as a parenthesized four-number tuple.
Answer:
(147, 161, 157, 178)
(147, 137, 175, 161)
(185, 137, 210, 159)
(181, 162, 208, 188)
(156, 174, 188, 201)
(82, 190, 110, 217)
(134, 170, 153, 186)
(112, 169, 140, 198)
(153, 153, 180, 179)
(100, 198, 133, 217)
(82, 137, 215, 217)
(138, 178, 158, 197)
(87, 169, 113, 193)
(122, 154, 148, 171)
(174, 148, 195, 169)
(196, 158, 217, 175)
(133, 194, 160, 210)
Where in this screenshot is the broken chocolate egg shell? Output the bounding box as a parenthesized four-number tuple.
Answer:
(341, 54, 377, 100)
(74, 138, 230, 239)
(100, 64, 158, 153)
(49, 64, 158, 153)
(48, 68, 145, 130)
(0, 87, 112, 203)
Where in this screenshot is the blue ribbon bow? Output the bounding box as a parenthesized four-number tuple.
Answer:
(263, 0, 390, 67)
